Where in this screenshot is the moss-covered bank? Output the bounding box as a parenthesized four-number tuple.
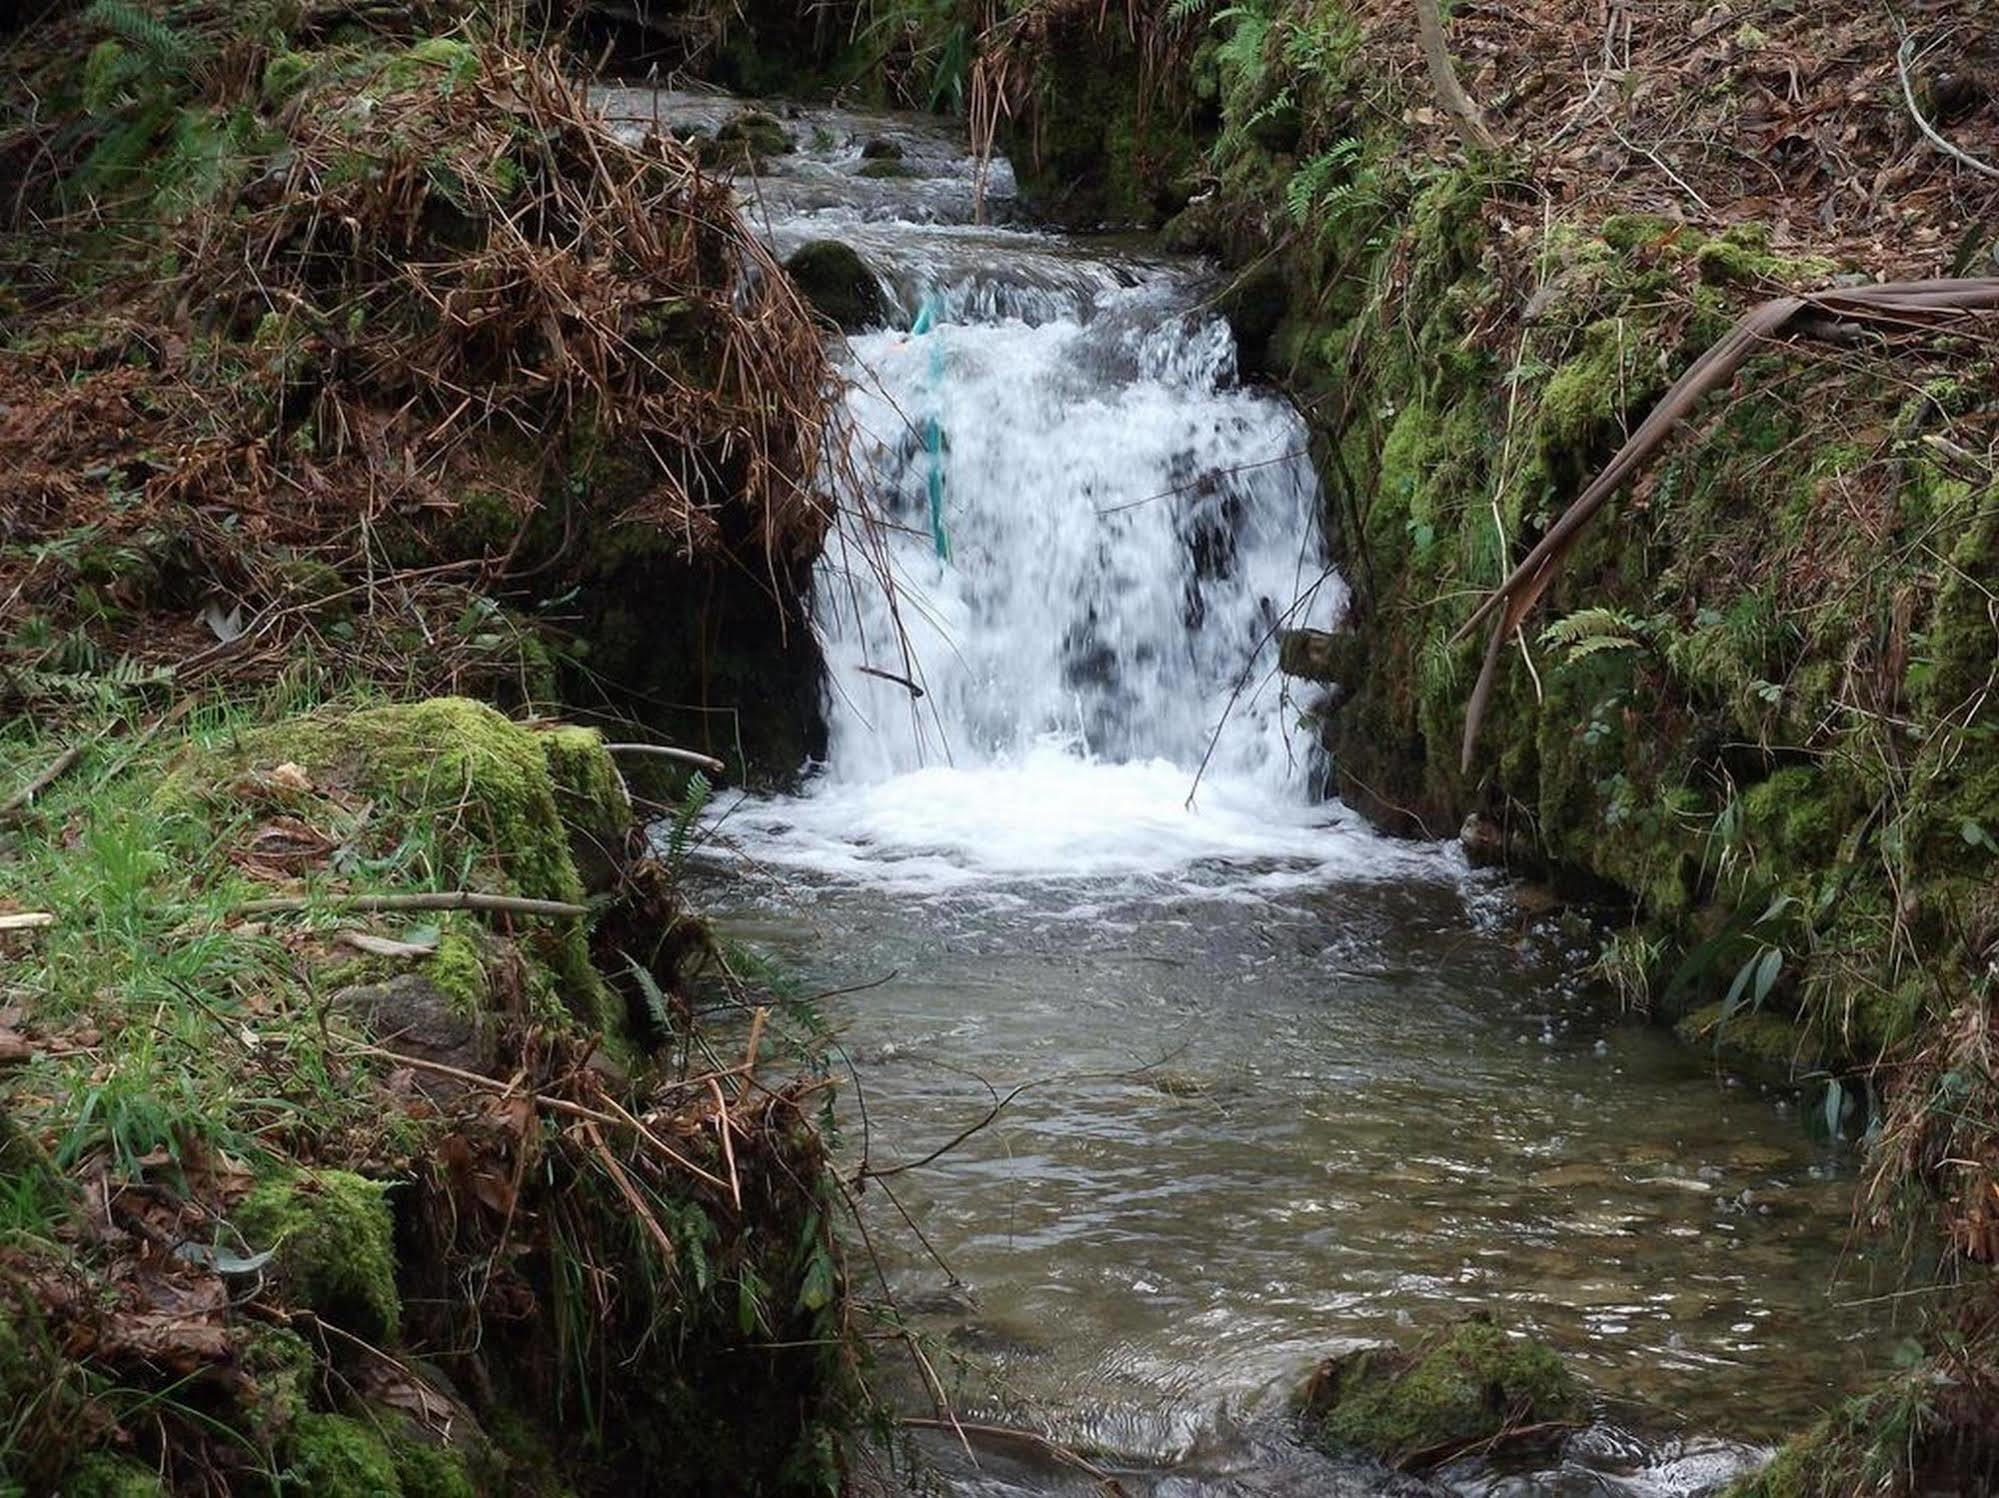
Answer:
(0, 696, 853, 1493)
(0, 1, 861, 1486)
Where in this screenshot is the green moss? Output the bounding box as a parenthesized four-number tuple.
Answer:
(286, 1412, 405, 1496)
(384, 38, 479, 90)
(60, 1454, 166, 1498)
(1740, 766, 1842, 865)
(262, 50, 312, 104)
(855, 158, 912, 180)
(244, 1324, 321, 1429)
(236, 1169, 401, 1342)
(388, 1433, 479, 1498)
(242, 698, 620, 1034)
(1676, 1001, 1820, 1082)
(1691, 224, 1836, 288)
(1537, 318, 1664, 457)
(1311, 1317, 1585, 1464)
(421, 929, 491, 1014)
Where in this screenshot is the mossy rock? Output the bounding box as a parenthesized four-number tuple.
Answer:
(702, 109, 793, 165)
(286, 1412, 404, 1496)
(536, 723, 631, 895)
(1305, 1316, 1586, 1467)
(59, 1454, 166, 1497)
(219, 698, 625, 1036)
(783, 240, 886, 332)
(855, 157, 914, 180)
(859, 136, 902, 161)
(1278, 627, 1360, 683)
(1675, 1001, 1821, 1085)
(236, 1169, 401, 1342)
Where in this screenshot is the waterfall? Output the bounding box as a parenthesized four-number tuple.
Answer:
(598, 90, 1373, 886)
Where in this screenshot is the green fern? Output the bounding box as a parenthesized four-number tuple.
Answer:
(1539, 606, 1646, 663)
(1284, 136, 1363, 223)
(83, 0, 197, 78)
(666, 769, 713, 876)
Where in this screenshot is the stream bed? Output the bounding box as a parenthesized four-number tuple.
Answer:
(597, 87, 1900, 1495)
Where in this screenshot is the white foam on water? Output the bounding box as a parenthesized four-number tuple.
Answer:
(718, 741, 1442, 895)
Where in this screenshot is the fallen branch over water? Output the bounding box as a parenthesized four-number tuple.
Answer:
(602, 742, 726, 775)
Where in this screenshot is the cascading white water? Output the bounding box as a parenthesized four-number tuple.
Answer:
(823, 285, 1338, 781)
(746, 275, 1376, 888)
(593, 90, 1407, 887)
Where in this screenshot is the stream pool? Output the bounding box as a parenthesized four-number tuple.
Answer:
(610, 85, 1901, 1495)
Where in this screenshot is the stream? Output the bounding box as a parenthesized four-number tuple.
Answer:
(595, 89, 1895, 1496)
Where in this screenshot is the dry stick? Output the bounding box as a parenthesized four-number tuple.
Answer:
(1413, 0, 1499, 152)
(901, 1418, 1128, 1496)
(1452, 278, 1999, 768)
(602, 741, 727, 775)
(343, 1042, 734, 1195)
(1898, 34, 1999, 182)
(0, 744, 84, 819)
(0, 913, 55, 932)
(707, 1077, 743, 1213)
(737, 1007, 767, 1105)
(582, 1120, 680, 1268)
(239, 890, 589, 919)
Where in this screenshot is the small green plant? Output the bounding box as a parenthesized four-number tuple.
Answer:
(1539, 606, 1648, 664)
(665, 768, 713, 877)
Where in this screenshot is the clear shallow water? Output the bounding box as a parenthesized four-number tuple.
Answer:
(696, 860, 1891, 1495)
(626, 89, 1899, 1495)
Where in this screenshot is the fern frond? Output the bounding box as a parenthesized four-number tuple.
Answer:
(666, 769, 713, 875)
(84, 0, 197, 76)
(1540, 606, 1646, 663)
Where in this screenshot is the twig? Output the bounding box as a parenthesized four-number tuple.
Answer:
(602, 742, 727, 774)
(582, 1120, 680, 1268)
(0, 913, 55, 932)
(1898, 34, 1999, 182)
(0, 744, 84, 818)
(239, 890, 589, 919)
(707, 1076, 743, 1212)
(737, 1006, 766, 1104)
(340, 1041, 734, 1194)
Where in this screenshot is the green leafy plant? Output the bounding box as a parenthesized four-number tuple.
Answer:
(1539, 606, 1647, 664)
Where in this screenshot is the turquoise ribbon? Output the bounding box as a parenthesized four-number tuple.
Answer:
(910, 293, 950, 563)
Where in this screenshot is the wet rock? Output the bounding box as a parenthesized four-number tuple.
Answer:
(1459, 813, 1507, 869)
(1278, 627, 1358, 683)
(860, 135, 903, 161)
(696, 109, 794, 169)
(856, 157, 915, 180)
(783, 239, 887, 331)
(1302, 1314, 1586, 1469)
(1217, 261, 1290, 376)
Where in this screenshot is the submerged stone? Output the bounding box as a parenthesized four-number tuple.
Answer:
(784, 240, 887, 331)
(1304, 1316, 1586, 1467)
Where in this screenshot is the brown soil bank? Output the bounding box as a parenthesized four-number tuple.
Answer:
(0, 3, 860, 1491)
(0, 0, 837, 781)
(974, 0, 1999, 1485)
